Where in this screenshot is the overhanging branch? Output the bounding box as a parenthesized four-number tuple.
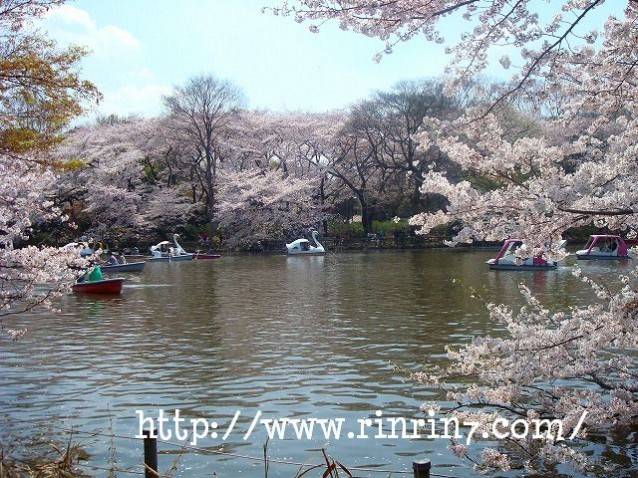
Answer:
(557, 207, 635, 216)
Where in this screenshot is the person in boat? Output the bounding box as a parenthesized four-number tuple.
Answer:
(78, 265, 103, 283)
(79, 242, 94, 257)
(532, 245, 548, 266)
(89, 266, 103, 281)
(104, 252, 119, 266)
(199, 231, 210, 247)
(601, 239, 617, 253)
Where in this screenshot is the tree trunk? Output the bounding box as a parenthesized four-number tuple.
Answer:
(360, 196, 372, 233)
(320, 177, 328, 235)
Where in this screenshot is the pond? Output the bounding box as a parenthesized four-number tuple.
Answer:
(0, 249, 632, 477)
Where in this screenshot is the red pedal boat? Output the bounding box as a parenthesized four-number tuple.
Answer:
(73, 278, 126, 295)
(193, 251, 221, 260)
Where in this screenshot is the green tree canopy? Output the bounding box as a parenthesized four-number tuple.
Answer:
(0, 0, 101, 157)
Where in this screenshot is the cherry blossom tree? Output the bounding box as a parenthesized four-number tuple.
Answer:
(139, 185, 194, 238)
(0, 157, 83, 327)
(274, 0, 638, 472)
(52, 118, 149, 240)
(343, 80, 464, 218)
(52, 116, 195, 243)
(327, 109, 384, 233)
(0, 0, 98, 339)
(53, 109, 345, 247)
(221, 109, 347, 235)
(287, 110, 348, 233)
(215, 169, 323, 248)
(412, 277, 638, 474)
(162, 74, 246, 224)
(270, 1, 628, 112)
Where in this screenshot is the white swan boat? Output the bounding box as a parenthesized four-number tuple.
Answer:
(575, 235, 632, 260)
(286, 230, 326, 255)
(148, 234, 194, 262)
(486, 239, 563, 271)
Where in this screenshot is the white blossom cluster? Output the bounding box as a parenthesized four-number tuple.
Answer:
(215, 169, 323, 247)
(272, 0, 638, 472)
(0, 156, 82, 331)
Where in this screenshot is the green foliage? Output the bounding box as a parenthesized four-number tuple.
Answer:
(142, 161, 160, 183)
(566, 223, 611, 243)
(371, 219, 410, 237)
(327, 221, 365, 237)
(328, 219, 418, 238)
(182, 223, 213, 240)
(0, 127, 43, 153)
(58, 157, 87, 172)
(328, 219, 413, 238)
(463, 173, 504, 192)
(0, 36, 101, 156)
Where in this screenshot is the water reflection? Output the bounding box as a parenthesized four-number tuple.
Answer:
(0, 250, 630, 477)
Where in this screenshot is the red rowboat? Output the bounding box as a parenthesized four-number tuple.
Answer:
(72, 278, 126, 295)
(193, 251, 221, 260)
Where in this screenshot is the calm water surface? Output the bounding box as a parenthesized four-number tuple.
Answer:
(0, 249, 631, 477)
